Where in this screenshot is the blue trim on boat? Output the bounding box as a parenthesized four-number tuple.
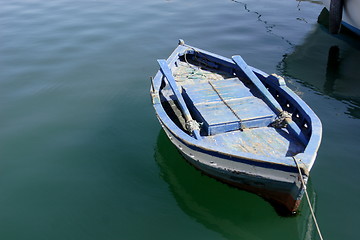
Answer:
(159, 118, 300, 174)
(342, 21, 360, 36)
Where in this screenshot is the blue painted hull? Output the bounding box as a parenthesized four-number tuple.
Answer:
(151, 40, 322, 213)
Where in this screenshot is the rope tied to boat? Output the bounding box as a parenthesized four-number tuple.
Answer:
(208, 81, 244, 130)
(293, 156, 324, 240)
(183, 48, 204, 74)
(185, 119, 200, 133)
(271, 110, 292, 128)
(183, 47, 219, 77)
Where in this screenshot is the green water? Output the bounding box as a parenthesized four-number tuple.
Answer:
(1, 0, 359, 239)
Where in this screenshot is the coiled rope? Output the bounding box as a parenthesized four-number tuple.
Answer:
(271, 111, 292, 128)
(293, 156, 324, 240)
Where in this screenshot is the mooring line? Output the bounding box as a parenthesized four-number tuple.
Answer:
(293, 156, 324, 240)
(208, 80, 244, 130)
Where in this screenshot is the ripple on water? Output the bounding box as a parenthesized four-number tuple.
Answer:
(0, 0, 359, 239)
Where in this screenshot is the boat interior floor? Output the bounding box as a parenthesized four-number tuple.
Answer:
(163, 60, 305, 158)
(202, 127, 304, 158)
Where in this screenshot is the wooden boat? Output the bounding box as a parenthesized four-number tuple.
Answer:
(150, 40, 322, 214)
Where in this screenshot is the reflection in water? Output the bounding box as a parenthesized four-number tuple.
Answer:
(325, 45, 360, 118)
(280, 23, 360, 119)
(324, 46, 341, 95)
(154, 131, 319, 240)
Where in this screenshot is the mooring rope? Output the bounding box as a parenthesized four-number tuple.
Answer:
(293, 156, 324, 240)
(271, 110, 292, 128)
(183, 47, 197, 70)
(208, 81, 244, 130)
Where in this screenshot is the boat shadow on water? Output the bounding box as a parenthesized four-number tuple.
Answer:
(154, 130, 320, 240)
(281, 12, 360, 119)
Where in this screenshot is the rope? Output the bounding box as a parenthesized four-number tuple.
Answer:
(183, 47, 218, 74)
(185, 119, 200, 133)
(181, 48, 208, 83)
(184, 48, 197, 70)
(293, 156, 324, 240)
(208, 81, 244, 130)
(271, 111, 292, 128)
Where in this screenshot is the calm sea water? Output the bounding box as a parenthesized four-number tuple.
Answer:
(1, 0, 359, 239)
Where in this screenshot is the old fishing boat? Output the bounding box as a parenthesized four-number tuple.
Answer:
(150, 40, 322, 213)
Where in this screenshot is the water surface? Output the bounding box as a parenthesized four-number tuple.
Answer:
(1, 0, 359, 239)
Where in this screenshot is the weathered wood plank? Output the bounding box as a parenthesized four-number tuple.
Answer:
(232, 55, 308, 145)
(157, 59, 201, 139)
(204, 128, 304, 158)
